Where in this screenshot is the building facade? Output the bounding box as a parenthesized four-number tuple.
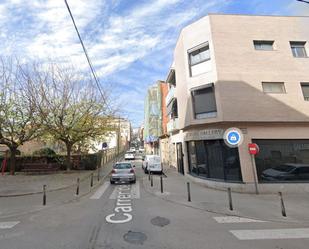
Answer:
(143, 81, 165, 154)
(165, 14, 309, 192)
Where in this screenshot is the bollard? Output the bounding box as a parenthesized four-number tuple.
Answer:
(160, 176, 163, 193)
(151, 175, 153, 187)
(97, 167, 100, 181)
(148, 168, 151, 181)
(187, 182, 191, 202)
(227, 187, 233, 211)
(90, 173, 94, 187)
(43, 184, 46, 206)
(279, 192, 287, 217)
(76, 178, 80, 196)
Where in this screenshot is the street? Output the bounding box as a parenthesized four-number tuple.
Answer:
(1, 158, 309, 249)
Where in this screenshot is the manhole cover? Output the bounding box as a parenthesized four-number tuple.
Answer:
(151, 216, 170, 227)
(123, 231, 147, 245)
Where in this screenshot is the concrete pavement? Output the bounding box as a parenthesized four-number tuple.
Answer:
(143, 167, 309, 224)
(0, 154, 123, 218)
(0, 159, 309, 249)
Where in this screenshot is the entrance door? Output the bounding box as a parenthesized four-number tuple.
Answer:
(176, 142, 184, 175)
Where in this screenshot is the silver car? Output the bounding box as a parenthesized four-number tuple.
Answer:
(110, 162, 136, 184)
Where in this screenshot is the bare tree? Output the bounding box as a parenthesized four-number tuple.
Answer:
(30, 63, 114, 170)
(0, 57, 41, 174)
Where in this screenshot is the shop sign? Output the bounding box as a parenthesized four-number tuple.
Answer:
(184, 129, 224, 141)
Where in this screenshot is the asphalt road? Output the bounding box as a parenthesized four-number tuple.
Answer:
(0, 159, 308, 249)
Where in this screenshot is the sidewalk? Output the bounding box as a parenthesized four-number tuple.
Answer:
(0, 155, 121, 218)
(142, 168, 309, 224)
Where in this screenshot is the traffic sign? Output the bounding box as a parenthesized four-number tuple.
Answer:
(223, 128, 243, 147)
(248, 143, 259, 155)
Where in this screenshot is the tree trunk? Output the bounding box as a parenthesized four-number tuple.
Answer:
(65, 143, 72, 171)
(9, 147, 17, 175)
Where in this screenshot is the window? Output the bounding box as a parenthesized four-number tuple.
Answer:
(188, 43, 210, 66)
(188, 42, 210, 77)
(262, 82, 286, 93)
(301, 83, 309, 101)
(253, 40, 274, 50)
(167, 98, 178, 119)
(191, 84, 217, 119)
(290, 41, 307, 58)
(187, 139, 242, 182)
(253, 139, 309, 182)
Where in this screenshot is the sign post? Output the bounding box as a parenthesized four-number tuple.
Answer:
(248, 143, 259, 195)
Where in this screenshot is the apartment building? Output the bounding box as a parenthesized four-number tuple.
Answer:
(165, 14, 309, 192)
(143, 81, 164, 154)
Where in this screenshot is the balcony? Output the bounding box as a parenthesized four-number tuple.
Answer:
(167, 118, 179, 133)
(165, 86, 175, 106)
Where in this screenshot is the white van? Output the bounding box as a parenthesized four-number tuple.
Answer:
(143, 155, 162, 174)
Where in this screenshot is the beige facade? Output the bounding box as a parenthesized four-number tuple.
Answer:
(165, 14, 309, 192)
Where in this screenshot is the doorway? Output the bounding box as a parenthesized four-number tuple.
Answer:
(176, 142, 184, 175)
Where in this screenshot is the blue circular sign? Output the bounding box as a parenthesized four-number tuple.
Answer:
(224, 128, 243, 147)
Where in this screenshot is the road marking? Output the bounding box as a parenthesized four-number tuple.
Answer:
(109, 187, 118, 199)
(0, 221, 20, 229)
(214, 216, 265, 223)
(109, 181, 140, 199)
(90, 182, 110, 199)
(106, 185, 133, 224)
(131, 181, 140, 199)
(230, 228, 309, 240)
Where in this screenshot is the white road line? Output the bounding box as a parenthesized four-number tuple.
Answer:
(214, 216, 265, 223)
(230, 228, 309, 240)
(90, 182, 110, 199)
(109, 187, 118, 199)
(0, 221, 20, 229)
(131, 181, 140, 199)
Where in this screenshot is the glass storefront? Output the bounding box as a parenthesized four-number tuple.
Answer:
(187, 139, 242, 182)
(253, 139, 309, 183)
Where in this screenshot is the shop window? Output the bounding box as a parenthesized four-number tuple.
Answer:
(187, 139, 242, 182)
(253, 139, 309, 182)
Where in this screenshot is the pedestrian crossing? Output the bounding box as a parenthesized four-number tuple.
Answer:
(90, 180, 141, 200)
(90, 182, 110, 199)
(213, 216, 265, 223)
(213, 216, 309, 241)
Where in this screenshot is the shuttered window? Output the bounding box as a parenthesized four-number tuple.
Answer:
(191, 84, 217, 119)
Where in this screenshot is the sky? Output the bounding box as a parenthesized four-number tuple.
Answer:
(0, 0, 308, 127)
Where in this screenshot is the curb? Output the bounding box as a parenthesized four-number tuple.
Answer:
(141, 175, 309, 225)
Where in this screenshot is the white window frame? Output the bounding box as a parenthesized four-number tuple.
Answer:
(262, 82, 286, 94)
(290, 41, 307, 58)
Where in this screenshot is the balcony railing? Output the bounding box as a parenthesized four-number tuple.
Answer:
(167, 118, 179, 133)
(165, 86, 175, 106)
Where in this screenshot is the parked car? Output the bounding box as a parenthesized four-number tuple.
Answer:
(110, 162, 136, 184)
(139, 147, 145, 153)
(261, 163, 309, 181)
(124, 151, 135, 160)
(143, 155, 162, 174)
(129, 147, 136, 153)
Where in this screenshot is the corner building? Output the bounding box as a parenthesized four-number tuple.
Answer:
(165, 14, 309, 192)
